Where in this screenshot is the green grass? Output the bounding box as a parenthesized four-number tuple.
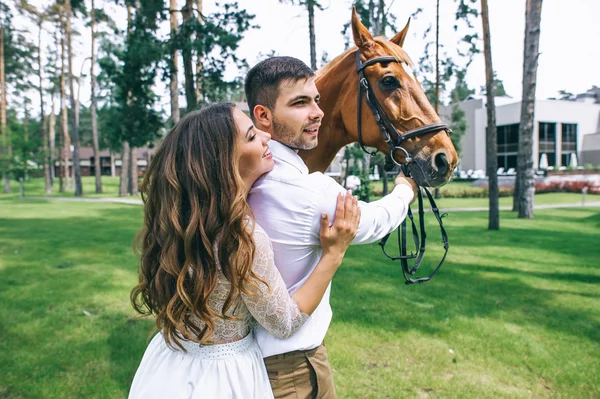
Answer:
(0, 197, 599, 398)
(8, 177, 600, 211)
(434, 192, 599, 209)
(3, 176, 140, 200)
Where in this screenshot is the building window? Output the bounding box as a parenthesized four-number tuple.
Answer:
(561, 123, 577, 166)
(497, 154, 517, 170)
(562, 123, 577, 153)
(539, 122, 556, 166)
(497, 124, 519, 169)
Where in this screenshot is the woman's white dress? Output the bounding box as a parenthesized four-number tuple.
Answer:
(129, 223, 309, 399)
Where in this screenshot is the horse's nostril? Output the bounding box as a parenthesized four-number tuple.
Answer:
(434, 153, 448, 176)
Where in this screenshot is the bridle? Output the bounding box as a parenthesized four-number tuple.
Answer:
(355, 49, 451, 285)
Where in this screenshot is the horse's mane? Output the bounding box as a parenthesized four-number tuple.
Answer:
(316, 37, 414, 78)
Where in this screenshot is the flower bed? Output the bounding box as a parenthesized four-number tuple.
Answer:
(535, 180, 600, 195)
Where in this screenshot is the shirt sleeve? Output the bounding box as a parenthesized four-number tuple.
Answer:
(308, 174, 415, 245)
(241, 225, 310, 339)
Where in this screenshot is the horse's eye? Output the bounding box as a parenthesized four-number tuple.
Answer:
(379, 76, 400, 90)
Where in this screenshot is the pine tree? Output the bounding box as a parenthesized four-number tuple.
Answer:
(514, 0, 543, 218)
(20, 1, 52, 194)
(90, 0, 102, 193)
(280, 0, 323, 70)
(1, 2, 36, 193)
(481, 0, 499, 230)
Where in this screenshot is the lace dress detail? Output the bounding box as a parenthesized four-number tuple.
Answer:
(191, 223, 309, 344)
(130, 222, 302, 398)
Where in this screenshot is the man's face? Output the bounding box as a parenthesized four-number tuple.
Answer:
(271, 78, 324, 151)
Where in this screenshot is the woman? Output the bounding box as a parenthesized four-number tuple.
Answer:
(129, 103, 360, 398)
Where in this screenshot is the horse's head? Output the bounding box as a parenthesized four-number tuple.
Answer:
(342, 8, 458, 187)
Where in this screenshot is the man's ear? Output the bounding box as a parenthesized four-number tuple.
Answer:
(253, 105, 272, 129)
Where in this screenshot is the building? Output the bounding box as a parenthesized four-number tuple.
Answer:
(53, 147, 154, 178)
(440, 90, 600, 172)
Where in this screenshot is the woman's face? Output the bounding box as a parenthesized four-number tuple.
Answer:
(233, 107, 274, 185)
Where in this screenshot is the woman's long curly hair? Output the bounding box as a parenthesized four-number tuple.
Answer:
(131, 103, 264, 349)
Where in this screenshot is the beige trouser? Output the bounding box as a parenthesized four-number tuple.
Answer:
(264, 344, 336, 399)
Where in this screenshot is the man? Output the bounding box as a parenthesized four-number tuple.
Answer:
(245, 56, 418, 398)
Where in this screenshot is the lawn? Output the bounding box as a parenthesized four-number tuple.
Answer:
(7, 176, 600, 210)
(4, 176, 138, 200)
(0, 197, 599, 398)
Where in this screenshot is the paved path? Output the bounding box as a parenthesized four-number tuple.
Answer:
(22, 196, 600, 212)
(433, 202, 600, 212)
(24, 196, 143, 205)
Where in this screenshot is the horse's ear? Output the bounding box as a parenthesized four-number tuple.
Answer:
(390, 18, 410, 47)
(351, 6, 376, 55)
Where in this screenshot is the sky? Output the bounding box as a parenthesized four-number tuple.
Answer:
(16, 0, 600, 114)
(206, 0, 599, 101)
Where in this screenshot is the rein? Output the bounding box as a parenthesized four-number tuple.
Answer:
(355, 49, 451, 285)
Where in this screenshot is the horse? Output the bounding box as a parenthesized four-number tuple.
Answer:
(299, 8, 458, 188)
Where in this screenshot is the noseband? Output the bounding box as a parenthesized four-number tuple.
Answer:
(355, 49, 450, 285)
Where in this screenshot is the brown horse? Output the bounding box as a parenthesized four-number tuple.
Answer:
(299, 8, 458, 188)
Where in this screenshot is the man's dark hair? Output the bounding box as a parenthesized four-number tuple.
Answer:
(244, 57, 315, 118)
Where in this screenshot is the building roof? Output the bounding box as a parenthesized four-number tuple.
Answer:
(76, 146, 155, 159)
(464, 94, 517, 106)
(574, 87, 600, 104)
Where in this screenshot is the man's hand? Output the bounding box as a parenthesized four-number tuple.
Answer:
(394, 173, 419, 204)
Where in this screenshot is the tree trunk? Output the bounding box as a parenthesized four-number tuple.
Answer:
(377, 156, 388, 196)
(307, 0, 317, 70)
(129, 146, 138, 196)
(182, 0, 197, 110)
(434, 0, 440, 113)
(49, 91, 56, 182)
(377, 0, 386, 35)
(169, 0, 180, 123)
(110, 151, 115, 177)
(120, 4, 134, 197)
(65, 0, 83, 196)
(512, 162, 520, 211)
(37, 21, 51, 194)
(91, 0, 102, 193)
(194, 0, 203, 104)
(434, 0, 440, 200)
(515, 0, 543, 219)
(119, 141, 130, 197)
(343, 147, 350, 188)
(60, 20, 71, 191)
(57, 107, 64, 192)
(23, 105, 29, 180)
(481, 0, 499, 230)
(1, 26, 10, 193)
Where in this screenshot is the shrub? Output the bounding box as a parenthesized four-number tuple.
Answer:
(535, 180, 600, 195)
(438, 186, 513, 198)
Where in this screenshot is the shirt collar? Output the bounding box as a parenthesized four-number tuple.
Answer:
(269, 140, 309, 175)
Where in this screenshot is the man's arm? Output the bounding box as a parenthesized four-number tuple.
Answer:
(310, 173, 418, 245)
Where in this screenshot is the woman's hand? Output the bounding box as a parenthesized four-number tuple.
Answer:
(319, 191, 361, 267)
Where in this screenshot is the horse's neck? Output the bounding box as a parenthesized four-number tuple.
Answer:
(300, 52, 357, 173)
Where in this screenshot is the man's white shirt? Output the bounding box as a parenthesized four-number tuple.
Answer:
(248, 140, 414, 358)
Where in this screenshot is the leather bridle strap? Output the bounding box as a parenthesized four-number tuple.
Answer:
(378, 186, 449, 285)
(354, 49, 452, 285)
(356, 51, 398, 156)
(355, 50, 453, 164)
